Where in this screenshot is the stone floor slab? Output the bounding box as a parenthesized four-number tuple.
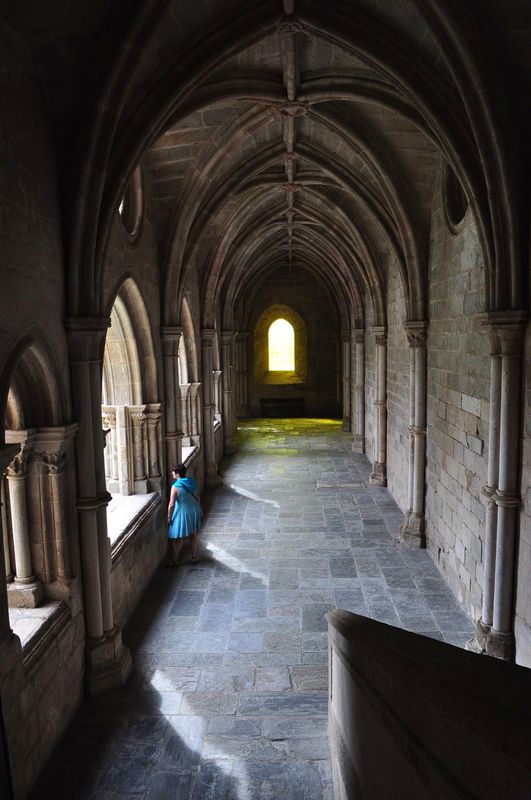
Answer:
(30, 418, 475, 800)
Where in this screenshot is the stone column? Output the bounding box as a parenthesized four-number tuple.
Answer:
(6, 447, 43, 607)
(486, 317, 525, 660)
(31, 425, 77, 588)
(470, 331, 502, 653)
(161, 327, 183, 487)
(189, 383, 201, 444)
(352, 330, 365, 453)
(221, 331, 236, 453)
(130, 408, 148, 493)
(236, 332, 249, 417)
(145, 404, 162, 490)
(66, 317, 131, 696)
(213, 370, 222, 421)
(0, 442, 24, 743)
(401, 322, 428, 546)
(201, 329, 220, 486)
(0, 445, 19, 628)
(179, 384, 191, 446)
(370, 328, 387, 486)
(1, 478, 13, 583)
(341, 331, 351, 432)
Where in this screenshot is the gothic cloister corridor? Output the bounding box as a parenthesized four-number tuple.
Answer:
(1, 1, 530, 796)
(29, 419, 474, 800)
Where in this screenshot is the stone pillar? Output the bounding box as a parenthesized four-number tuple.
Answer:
(341, 331, 351, 432)
(145, 404, 162, 489)
(32, 425, 78, 593)
(161, 327, 183, 486)
(189, 383, 201, 444)
(369, 328, 387, 486)
(179, 384, 191, 446)
(351, 330, 365, 453)
(213, 370, 222, 421)
(0, 442, 24, 773)
(486, 318, 525, 660)
(221, 331, 236, 453)
(66, 317, 131, 696)
(401, 322, 428, 546)
(471, 333, 502, 652)
(236, 332, 249, 417)
(201, 329, 220, 486)
(6, 446, 43, 608)
(1, 479, 13, 583)
(130, 407, 148, 493)
(0, 445, 20, 632)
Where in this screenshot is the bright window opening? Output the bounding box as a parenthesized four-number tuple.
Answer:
(268, 319, 295, 371)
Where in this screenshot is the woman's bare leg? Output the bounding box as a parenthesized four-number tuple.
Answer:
(171, 539, 184, 563)
(190, 533, 198, 561)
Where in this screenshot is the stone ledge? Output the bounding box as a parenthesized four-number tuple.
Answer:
(21, 601, 71, 675)
(110, 492, 162, 565)
(327, 610, 531, 800)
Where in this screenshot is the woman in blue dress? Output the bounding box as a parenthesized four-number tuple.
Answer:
(167, 464, 202, 565)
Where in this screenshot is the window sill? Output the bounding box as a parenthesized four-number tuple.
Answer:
(109, 492, 162, 563)
(9, 600, 70, 672)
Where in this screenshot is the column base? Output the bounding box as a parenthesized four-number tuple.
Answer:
(223, 443, 237, 456)
(341, 418, 351, 432)
(400, 512, 426, 548)
(85, 627, 132, 697)
(352, 435, 365, 454)
(369, 462, 387, 486)
(7, 580, 44, 608)
(485, 629, 514, 661)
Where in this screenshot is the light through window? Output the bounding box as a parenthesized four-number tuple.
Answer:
(268, 319, 295, 371)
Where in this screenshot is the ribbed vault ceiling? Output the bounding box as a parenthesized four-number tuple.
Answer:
(148, 5, 446, 329)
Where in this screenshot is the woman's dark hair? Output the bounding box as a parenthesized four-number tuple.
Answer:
(172, 464, 187, 478)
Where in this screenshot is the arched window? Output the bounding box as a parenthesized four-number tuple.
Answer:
(268, 319, 295, 371)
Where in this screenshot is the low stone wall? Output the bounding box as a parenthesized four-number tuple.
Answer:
(111, 493, 165, 630)
(327, 610, 531, 800)
(7, 605, 85, 800)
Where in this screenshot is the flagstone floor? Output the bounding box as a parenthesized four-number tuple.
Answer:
(30, 418, 474, 800)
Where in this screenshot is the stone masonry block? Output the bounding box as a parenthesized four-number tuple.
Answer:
(462, 393, 481, 416)
(466, 434, 484, 456)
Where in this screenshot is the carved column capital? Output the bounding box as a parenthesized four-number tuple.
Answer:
(404, 320, 428, 347)
(6, 452, 29, 478)
(34, 451, 67, 474)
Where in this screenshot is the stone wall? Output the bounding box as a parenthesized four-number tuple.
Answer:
(10, 610, 85, 800)
(386, 258, 410, 514)
(0, 33, 87, 799)
(111, 495, 166, 631)
(246, 266, 340, 418)
(425, 172, 489, 619)
(515, 322, 531, 667)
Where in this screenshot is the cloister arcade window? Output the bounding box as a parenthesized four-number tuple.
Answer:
(268, 319, 295, 371)
(102, 280, 162, 543)
(178, 298, 201, 466)
(254, 304, 307, 385)
(2, 340, 76, 645)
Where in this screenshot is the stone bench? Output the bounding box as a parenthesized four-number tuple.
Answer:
(259, 397, 304, 417)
